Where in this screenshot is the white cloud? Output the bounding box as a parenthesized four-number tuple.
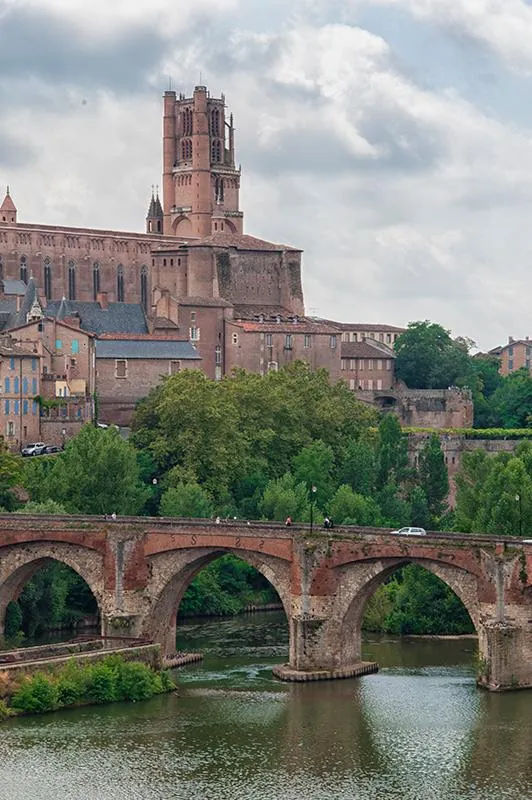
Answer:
(358, 0, 532, 73)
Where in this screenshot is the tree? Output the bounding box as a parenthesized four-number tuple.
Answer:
(418, 434, 448, 522)
(36, 425, 149, 515)
(0, 438, 23, 510)
(394, 320, 472, 389)
(375, 414, 409, 489)
(258, 473, 309, 522)
(292, 440, 335, 510)
(329, 485, 381, 526)
(339, 435, 376, 496)
(159, 482, 214, 519)
(488, 369, 532, 428)
(409, 486, 431, 529)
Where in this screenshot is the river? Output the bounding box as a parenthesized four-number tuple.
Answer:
(1, 611, 531, 800)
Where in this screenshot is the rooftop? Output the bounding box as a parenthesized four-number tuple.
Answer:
(95, 339, 201, 360)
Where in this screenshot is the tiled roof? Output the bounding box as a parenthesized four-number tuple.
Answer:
(235, 321, 339, 334)
(232, 304, 294, 320)
(489, 339, 531, 354)
(95, 339, 201, 360)
(0, 189, 16, 213)
(341, 341, 396, 358)
(46, 299, 149, 335)
(185, 233, 300, 252)
(177, 295, 233, 308)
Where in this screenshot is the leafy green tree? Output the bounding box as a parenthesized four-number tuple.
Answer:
(375, 414, 409, 489)
(475, 457, 532, 537)
(330, 485, 381, 526)
(159, 482, 214, 519)
(394, 320, 472, 389)
(409, 486, 431, 529)
(0, 438, 23, 510)
(292, 440, 335, 510)
(418, 434, 449, 522)
(339, 436, 376, 496)
(258, 473, 309, 522)
(38, 425, 149, 514)
(454, 450, 495, 532)
(377, 483, 411, 528)
(15, 500, 67, 514)
(470, 354, 503, 428)
(489, 369, 532, 428)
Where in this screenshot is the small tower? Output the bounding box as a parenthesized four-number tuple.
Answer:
(146, 188, 164, 234)
(0, 186, 17, 224)
(162, 85, 243, 237)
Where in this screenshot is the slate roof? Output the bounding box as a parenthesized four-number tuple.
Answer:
(313, 318, 405, 333)
(2, 279, 27, 296)
(45, 299, 149, 335)
(185, 233, 300, 252)
(95, 339, 201, 360)
(341, 341, 396, 359)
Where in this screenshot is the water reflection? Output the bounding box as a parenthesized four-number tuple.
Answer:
(0, 612, 531, 800)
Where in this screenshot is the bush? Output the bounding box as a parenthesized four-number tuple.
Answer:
(116, 661, 157, 702)
(11, 673, 58, 713)
(56, 677, 83, 706)
(0, 699, 14, 720)
(86, 662, 117, 704)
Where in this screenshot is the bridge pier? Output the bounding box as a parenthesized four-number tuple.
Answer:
(477, 617, 532, 691)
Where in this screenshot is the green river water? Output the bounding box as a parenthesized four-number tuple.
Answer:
(1, 611, 531, 800)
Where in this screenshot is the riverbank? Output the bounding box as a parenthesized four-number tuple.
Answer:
(0, 652, 177, 721)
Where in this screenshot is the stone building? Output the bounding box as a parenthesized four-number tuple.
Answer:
(0, 335, 41, 449)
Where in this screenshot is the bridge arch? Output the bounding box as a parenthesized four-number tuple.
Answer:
(0, 542, 106, 638)
(144, 547, 291, 655)
(325, 556, 479, 668)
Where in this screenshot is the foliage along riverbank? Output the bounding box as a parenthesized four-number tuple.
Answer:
(0, 654, 176, 721)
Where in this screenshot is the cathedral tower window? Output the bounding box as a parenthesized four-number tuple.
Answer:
(181, 139, 192, 161)
(140, 265, 148, 311)
(92, 262, 100, 300)
(20, 256, 28, 284)
(116, 265, 124, 302)
(44, 257, 52, 300)
(214, 177, 224, 203)
(211, 108, 220, 137)
(68, 261, 76, 300)
(211, 139, 222, 163)
(183, 107, 193, 136)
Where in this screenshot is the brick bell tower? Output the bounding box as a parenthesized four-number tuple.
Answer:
(162, 85, 244, 238)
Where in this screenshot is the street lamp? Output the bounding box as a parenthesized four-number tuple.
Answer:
(309, 485, 317, 534)
(515, 494, 523, 537)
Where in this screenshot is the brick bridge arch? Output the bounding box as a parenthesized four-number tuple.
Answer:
(0, 541, 106, 638)
(143, 546, 291, 655)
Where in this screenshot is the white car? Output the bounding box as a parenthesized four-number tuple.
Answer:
(391, 526, 427, 536)
(21, 442, 47, 457)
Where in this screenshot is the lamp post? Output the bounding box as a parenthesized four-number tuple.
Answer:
(309, 485, 317, 534)
(515, 494, 523, 537)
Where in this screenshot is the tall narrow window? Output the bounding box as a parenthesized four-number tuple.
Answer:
(68, 260, 76, 300)
(214, 177, 224, 203)
(20, 256, 28, 283)
(211, 108, 220, 137)
(0, 255, 3, 282)
(140, 265, 148, 311)
(183, 107, 193, 136)
(181, 139, 192, 160)
(117, 265, 124, 302)
(211, 139, 222, 163)
(44, 257, 52, 300)
(92, 262, 100, 300)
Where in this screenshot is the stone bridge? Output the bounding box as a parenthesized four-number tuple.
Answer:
(1, 514, 531, 691)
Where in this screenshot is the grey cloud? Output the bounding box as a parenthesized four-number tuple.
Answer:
(0, 130, 36, 168)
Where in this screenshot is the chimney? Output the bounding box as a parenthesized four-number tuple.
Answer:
(508, 336, 514, 344)
(64, 315, 81, 329)
(97, 292, 108, 310)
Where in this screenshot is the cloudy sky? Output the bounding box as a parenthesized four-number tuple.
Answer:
(1, 0, 532, 349)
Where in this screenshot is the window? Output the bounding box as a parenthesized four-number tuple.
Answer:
(140, 266, 148, 311)
(509, 359, 514, 370)
(14, 400, 19, 414)
(377, 359, 382, 370)
(349, 379, 355, 390)
(7, 421, 14, 437)
(368, 359, 373, 370)
(386, 360, 392, 370)
(214, 177, 224, 203)
(359, 360, 364, 371)
(92, 262, 100, 300)
(329, 335, 337, 349)
(56, 339, 63, 350)
(351, 332, 358, 342)
(211, 108, 221, 137)
(376, 379, 382, 390)
(23, 399, 28, 415)
(342, 332, 349, 343)
(232, 333, 238, 345)
(72, 339, 79, 354)
(4, 400, 9, 414)
(304, 334, 311, 348)
(386, 333, 391, 343)
(32, 401, 37, 415)
(285, 334, 292, 349)
(32, 378, 37, 394)
(169, 360, 181, 375)
(22, 377, 28, 394)
(44, 257, 52, 300)
(20, 256, 28, 283)
(265, 333, 272, 347)
(4, 378, 10, 393)
(13, 377, 19, 394)
(31, 358, 36, 372)
(215, 345, 222, 366)
(508, 347, 514, 356)
(68, 260, 76, 300)
(181, 139, 192, 160)
(341, 359, 347, 371)
(183, 107, 193, 136)
(379, 333, 384, 342)
(9, 358, 14, 370)
(211, 139, 222, 162)
(367, 379, 373, 390)
(115, 359, 127, 378)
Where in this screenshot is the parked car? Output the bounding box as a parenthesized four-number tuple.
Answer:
(391, 526, 427, 536)
(44, 445, 61, 454)
(21, 442, 47, 457)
